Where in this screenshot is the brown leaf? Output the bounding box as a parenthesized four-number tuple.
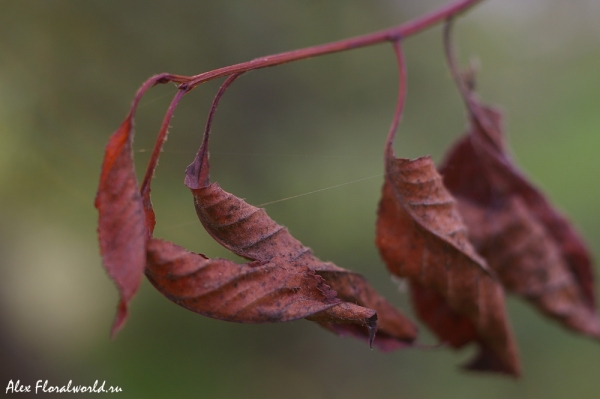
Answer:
(145, 238, 340, 323)
(376, 148, 520, 375)
(311, 262, 417, 351)
(439, 100, 600, 340)
(181, 74, 417, 349)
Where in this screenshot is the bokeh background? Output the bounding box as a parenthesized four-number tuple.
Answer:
(2, 0, 600, 398)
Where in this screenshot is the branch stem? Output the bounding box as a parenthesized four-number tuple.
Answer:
(162, 0, 483, 89)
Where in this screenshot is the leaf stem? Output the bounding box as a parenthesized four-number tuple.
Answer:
(442, 18, 501, 146)
(140, 88, 188, 234)
(185, 73, 245, 189)
(385, 40, 407, 154)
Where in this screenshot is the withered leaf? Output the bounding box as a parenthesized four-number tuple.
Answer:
(439, 94, 600, 340)
(376, 148, 520, 375)
(180, 75, 417, 349)
(95, 115, 147, 338)
(145, 238, 340, 323)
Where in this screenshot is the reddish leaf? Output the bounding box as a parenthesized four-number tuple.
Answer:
(95, 115, 147, 338)
(439, 95, 600, 340)
(145, 238, 340, 323)
(179, 74, 417, 349)
(376, 150, 520, 375)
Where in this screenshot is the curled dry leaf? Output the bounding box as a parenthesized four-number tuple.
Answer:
(145, 238, 341, 323)
(376, 148, 520, 375)
(439, 97, 600, 340)
(95, 116, 147, 338)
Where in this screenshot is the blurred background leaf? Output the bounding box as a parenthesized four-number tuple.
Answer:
(1, 0, 599, 397)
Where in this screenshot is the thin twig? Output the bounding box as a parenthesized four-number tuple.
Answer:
(443, 18, 501, 145)
(183, 0, 484, 90)
(191, 73, 245, 188)
(139, 88, 188, 234)
(385, 40, 408, 155)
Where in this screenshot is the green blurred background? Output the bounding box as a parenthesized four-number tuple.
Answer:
(1, 0, 600, 398)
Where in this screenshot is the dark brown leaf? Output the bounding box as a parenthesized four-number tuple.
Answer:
(439, 98, 600, 340)
(376, 148, 520, 375)
(145, 238, 340, 323)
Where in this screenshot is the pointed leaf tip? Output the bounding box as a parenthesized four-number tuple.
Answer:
(110, 299, 128, 339)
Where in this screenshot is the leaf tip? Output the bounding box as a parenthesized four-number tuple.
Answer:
(461, 343, 521, 378)
(110, 299, 129, 339)
(367, 315, 378, 349)
(184, 146, 210, 190)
